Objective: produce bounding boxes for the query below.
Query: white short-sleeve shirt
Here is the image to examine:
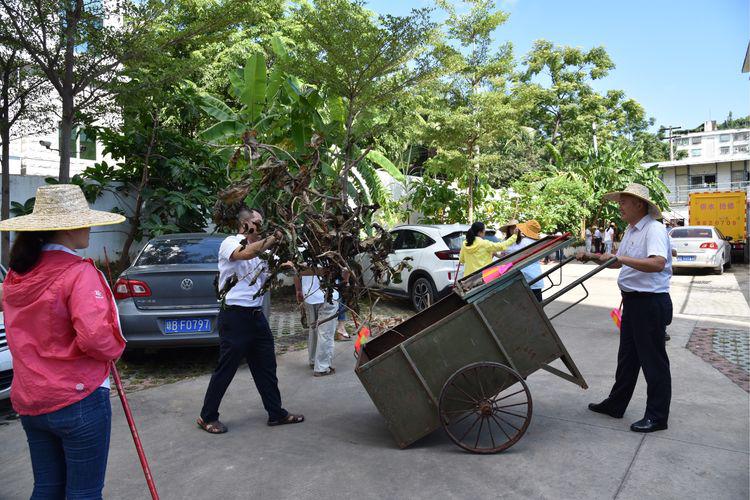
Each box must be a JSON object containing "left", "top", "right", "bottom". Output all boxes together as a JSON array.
[
  {"left": 616, "top": 215, "right": 672, "bottom": 293},
  {"left": 300, "top": 275, "right": 339, "bottom": 305},
  {"left": 218, "top": 235, "right": 268, "bottom": 307},
  {"left": 604, "top": 227, "right": 614, "bottom": 242}
]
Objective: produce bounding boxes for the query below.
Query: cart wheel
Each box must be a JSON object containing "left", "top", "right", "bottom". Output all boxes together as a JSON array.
[{"left": 439, "top": 362, "right": 532, "bottom": 454}]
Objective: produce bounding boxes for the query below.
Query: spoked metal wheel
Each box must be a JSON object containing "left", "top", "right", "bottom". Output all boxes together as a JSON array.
[{"left": 439, "top": 362, "right": 532, "bottom": 454}]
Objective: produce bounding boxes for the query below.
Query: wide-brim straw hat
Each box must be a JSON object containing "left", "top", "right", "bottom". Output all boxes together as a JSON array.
[
  {"left": 602, "top": 183, "right": 662, "bottom": 219},
  {"left": 517, "top": 220, "right": 542, "bottom": 240},
  {"left": 0, "top": 184, "right": 125, "bottom": 232},
  {"left": 499, "top": 218, "right": 519, "bottom": 231}
]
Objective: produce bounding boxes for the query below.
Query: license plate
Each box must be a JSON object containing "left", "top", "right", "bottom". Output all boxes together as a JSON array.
[
  {"left": 677, "top": 255, "right": 696, "bottom": 262},
  {"left": 163, "top": 318, "right": 212, "bottom": 334}
]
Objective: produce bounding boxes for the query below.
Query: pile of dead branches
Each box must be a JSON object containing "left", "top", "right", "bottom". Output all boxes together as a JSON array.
[{"left": 212, "top": 131, "right": 409, "bottom": 323}]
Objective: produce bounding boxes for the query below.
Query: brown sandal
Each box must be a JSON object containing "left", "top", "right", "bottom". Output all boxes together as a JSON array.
[
  {"left": 197, "top": 417, "right": 227, "bottom": 434},
  {"left": 267, "top": 413, "right": 305, "bottom": 426}
]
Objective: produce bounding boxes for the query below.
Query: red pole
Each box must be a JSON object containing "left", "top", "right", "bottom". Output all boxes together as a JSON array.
[{"left": 110, "top": 362, "right": 159, "bottom": 500}]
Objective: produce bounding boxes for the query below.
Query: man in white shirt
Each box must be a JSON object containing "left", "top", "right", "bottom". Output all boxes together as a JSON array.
[
  {"left": 604, "top": 223, "right": 615, "bottom": 254},
  {"left": 198, "top": 207, "right": 304, "bottom": 433},
  {"left": 577, "top": 184, "right": 672, "bottom": 433},
  {"left": 593, "top": 226, "right": 603, "bottom": 253}
]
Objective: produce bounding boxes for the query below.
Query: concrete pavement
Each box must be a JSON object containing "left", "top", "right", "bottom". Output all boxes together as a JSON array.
[{"left": 0, "top": 263, "right": 748, "bottom": 499}]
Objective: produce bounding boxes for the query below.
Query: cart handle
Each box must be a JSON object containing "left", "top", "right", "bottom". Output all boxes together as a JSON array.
[
  {"left": 528, "top": 256, "right": 575, "bottom": 288},
  {"left": 541, "top": 257, "right": 618, "bottom": 315}
]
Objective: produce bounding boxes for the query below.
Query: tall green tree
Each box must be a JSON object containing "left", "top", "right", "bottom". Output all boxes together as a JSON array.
[
  {"left": 514, "top": 41, "right": 650, "bottom": 161},
  {"left": 420, "top": 0, "right": 520, "bottom": 222},
  {"left": 284, "top": 0, "right": 441, "bottom": 204}
]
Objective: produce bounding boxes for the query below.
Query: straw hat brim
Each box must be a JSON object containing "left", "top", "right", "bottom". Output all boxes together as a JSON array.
[
  {"left": 602, "top": 191, "right": 662, "bottom": 219},
  {"left": 499, "top": 219, "right": 519, "bottom": 231},
  {"left": 516, "top": 222, "right": 541, "bottom": 240},
  {"left": 0, "top": 210, "right": 125, "bottom": 232}
]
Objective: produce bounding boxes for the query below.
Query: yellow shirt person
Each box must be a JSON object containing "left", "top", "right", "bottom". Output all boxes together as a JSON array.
[{"left": 459, "top": 222, "right": 517, "bottom": 276}]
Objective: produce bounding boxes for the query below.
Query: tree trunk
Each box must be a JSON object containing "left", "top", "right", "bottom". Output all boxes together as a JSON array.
[
  {"left": 468, "top": 179, "right": 474, "bottom": 222},
  {"left": 58, "top": 92, "right": 74, "bottom": 183},
  {"left": 117, "top": 115, "right": 159, "bottom": 270},
  {"left": 1, "top": 68, "right": 10, "bottom": 267},
  {"left": 1, "top": 119, "right": 9, "bottom": 268}
]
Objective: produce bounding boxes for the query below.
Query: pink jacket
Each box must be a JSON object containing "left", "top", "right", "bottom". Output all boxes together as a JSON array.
[{"left": 3, "top": 250, "right": 125, "bottom": 416}]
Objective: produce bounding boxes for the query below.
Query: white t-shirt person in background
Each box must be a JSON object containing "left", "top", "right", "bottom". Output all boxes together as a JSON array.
[
  {"left": 604, "top": 224, "right": 615, "bottom": 254},
  {"left": 295, "top": 270, "right": 341, "bottom": 376}
]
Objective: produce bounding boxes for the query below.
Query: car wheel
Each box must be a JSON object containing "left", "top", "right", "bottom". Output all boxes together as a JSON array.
[
  {"left": 725, "top": 252, "right": 732, "bottom": 269},
  {"left": 410, "top": 276, "right": 437, "bottom": 312}
]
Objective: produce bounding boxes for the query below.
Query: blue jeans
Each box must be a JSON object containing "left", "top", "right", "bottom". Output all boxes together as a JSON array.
[
  {"left": 20, "top": 387, "right": 112, "bottom": 500},
  {"left": 337, "top": 300, "right": 346, "bottom": 321}
]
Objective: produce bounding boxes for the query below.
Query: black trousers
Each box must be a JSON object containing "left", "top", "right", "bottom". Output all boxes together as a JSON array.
[
  {"left": 593, "top": 237, "right": 603, "bottom": 253},
  {"left": 607, "top": 292, "right": 672, "bottom": 422},
  {"left": 200, "top": 306, "right": 288, "bottom": 423}
]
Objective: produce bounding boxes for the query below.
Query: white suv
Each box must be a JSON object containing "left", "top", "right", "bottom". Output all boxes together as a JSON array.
[{"left": 362, "top": 224, "right": 493, "bottom": 311}]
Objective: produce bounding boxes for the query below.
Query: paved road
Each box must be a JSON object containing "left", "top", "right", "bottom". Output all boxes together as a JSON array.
[{"left": 0, "top": 263, "right": 747, "bottom": 499}]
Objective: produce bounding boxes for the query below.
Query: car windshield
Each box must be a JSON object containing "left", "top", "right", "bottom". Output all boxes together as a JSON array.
[
  {"left": 670, "top": 228, "right": 713, "bottom": 238},
  {"left": 135, "top": 237, "right": 223, "bottom": 266}
]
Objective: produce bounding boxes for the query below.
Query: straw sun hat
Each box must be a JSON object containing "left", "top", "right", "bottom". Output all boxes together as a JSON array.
[
  {"left": 499, "top": 218, "right": 519, "bottom": 231},
  {"left": 516, "top": 220, "right": 542, "bottom": 240},
  {"left": 602, "top": 183, "right": 662, "bottom": 219},
  {"left": 0, "top": 184, "right": 125, "bottom": 232}
]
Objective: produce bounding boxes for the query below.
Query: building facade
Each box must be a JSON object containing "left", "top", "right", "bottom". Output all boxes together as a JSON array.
[{"left": 646, "top": 121, "right": 750, "bottom": 223}]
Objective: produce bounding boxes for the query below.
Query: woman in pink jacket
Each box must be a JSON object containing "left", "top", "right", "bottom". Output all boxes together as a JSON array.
[{"left": 0, "top": 184, "right": 126, "bottom": 499}]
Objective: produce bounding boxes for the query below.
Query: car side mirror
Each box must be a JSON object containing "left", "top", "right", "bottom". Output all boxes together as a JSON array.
[{"left": 725, "top": 236, "right": 733, "bottom": 241}]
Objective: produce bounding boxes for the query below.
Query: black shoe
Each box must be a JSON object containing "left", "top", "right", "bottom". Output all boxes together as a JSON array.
[
  {"left": 588, "top": 401, "right": 624, "bottom": 419},
  {"left": 665, "top": 334, "right": 671, "bottom": 341},
  {"left": 630, "top": 418, "right": 668, "bottom": 433}
]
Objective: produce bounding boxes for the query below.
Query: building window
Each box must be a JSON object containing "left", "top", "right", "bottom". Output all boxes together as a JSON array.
[
  {"left": 56, "top": 124, "right": 96, "bottom": 160},
  {"left": 733, "top": 132, "right": 749, "bottom": 142},
  {"left": 719, "top": 134, "right": 731, "bottom": 143},
  {"left": 731, "top": 165, "right": 748, "bottom": 183},
  {"left": 690, "top": 149, "right": 701, "bottom": 157},
  {"left": 734, "top": 145, "right": 749, "bottom": 154},
  {"left": 690, "top": 174, "right": 716, "bottom": 187},
  {"left": 720, "top": 146, "right": 730, "bottom": 155},
  {"left": 675, "top": 137, "right": 689, "bottom": 147},
  {"left": 79, "top": 129, "right": 97, "bottom": 161},
  {"left": 691, "top": 136, "right": 702, "bottom": 145}
]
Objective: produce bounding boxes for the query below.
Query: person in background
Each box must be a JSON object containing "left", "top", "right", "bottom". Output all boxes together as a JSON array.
[
  {"left": 504, "top": 220, "right": 545, "bottom": 301},
  {"left": 295, "top": 268, "right": 345, "bottom": 376},
  {"left": 604, "top": 222, "right": 615, "bottom": 254},
  {"left": 335, "top": 300, "right": 351, "bottom": 341},
  {"left": 459, "top": 221, "right": 517, "bottom": 276},
  {"left": 0, "top": 184, "right": 126, "bottom": 499},
  {"left": 499, "top": 218, "right": 519, "bottom": 241},
  {"left": 593, "top": 226, "right": 603, "bottom": 253},
  {"left": 585, "top": 226, "right": 593, "bottom": 253}
]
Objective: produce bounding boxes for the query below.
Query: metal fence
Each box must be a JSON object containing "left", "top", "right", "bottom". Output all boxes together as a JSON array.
[{"left": 666, "top": 181, "right": 750, "bottom": 204}]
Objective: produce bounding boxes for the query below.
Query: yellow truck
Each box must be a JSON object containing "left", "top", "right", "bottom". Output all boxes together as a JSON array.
[{"left": 688, "top": 190, "right": 749, "bottom": 263}]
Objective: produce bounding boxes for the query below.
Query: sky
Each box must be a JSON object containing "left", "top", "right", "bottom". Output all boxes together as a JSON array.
[{"left": 368, "top": 0, "right": 750, "bottom": 132}]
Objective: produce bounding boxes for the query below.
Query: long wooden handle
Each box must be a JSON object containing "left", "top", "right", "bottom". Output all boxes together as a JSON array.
[{"left": 110, "top": 362, "right": 159, "bottom": 500}]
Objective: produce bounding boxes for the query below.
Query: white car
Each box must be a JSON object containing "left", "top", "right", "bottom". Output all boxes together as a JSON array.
[
  {"left": 670, "top": 226, "right": 732, "bottom": 274},
  {"left": 361, "top": 224, "right": 500, "bottom": 311}
]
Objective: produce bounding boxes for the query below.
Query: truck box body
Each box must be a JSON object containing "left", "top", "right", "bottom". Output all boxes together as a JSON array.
[{"left": 688, "top": 190, "right": 749, "bottom": 262}]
